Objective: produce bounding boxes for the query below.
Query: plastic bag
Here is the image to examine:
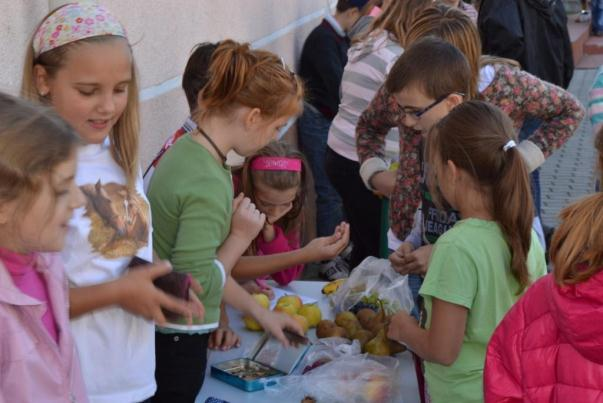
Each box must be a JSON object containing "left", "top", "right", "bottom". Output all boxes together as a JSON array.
[
  {"left": 291, "top": 337, "right": 362, "bottom": 375},
  {"left": 266, "top": 354, "right": 400, "bottom": 403},
  {"left": 331, "top": 257, "right": 414, "bottom": 316}
]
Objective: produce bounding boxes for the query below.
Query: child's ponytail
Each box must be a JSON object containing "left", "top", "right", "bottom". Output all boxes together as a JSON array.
[
  {"left": 197, "top": 40, "right": 303, "bottom": 122},
  {"left": 201, "top": 40, "right": 255, "bottom": 113},
  {"left": 491, "top": 144, "right": 534, "bottom": 293},
  {"left": 429, "top": 100, "right": 534, "bottom": 293}
]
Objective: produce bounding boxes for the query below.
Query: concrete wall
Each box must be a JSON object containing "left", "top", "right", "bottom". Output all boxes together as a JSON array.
[{"left": 0, "top": 0, "right": 334, "bottom": 167}]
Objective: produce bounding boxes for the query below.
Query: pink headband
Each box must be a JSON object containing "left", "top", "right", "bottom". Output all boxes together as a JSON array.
[
  {"left": 250, "top": 157, "right": 302, "bottom": 172},
  {"left": 33, "top": 2, "right": 127, "bottom": 58}
]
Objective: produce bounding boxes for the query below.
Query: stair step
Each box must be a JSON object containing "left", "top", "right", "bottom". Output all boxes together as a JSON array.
[
  {"left": 569, "top": 15, "right": 592, "bottom": 64},
  {"left": 585, "top": 36, "right": 603, "bottom": 55},
  {"left": 576, "top": 53, "right": 603, "bottom": 69}
]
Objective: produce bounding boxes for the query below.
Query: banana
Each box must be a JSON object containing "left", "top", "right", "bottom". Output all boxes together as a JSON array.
[{"left": 321, "top": 278, "right": 346, "bottom": 295}]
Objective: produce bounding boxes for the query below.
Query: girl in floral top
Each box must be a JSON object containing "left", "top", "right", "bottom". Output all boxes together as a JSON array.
[{"left": 357, "top": 5, "right": 585, "bottom": 255}]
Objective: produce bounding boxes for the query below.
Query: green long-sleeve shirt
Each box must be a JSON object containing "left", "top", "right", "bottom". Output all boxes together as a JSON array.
[{"left": 148, "top": 134, "right": 232, "bottom": 331}]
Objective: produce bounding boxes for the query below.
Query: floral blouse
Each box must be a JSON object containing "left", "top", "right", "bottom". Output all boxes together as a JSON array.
[{"left": 356, "top": 63, "right": 585, "bottom": 240}]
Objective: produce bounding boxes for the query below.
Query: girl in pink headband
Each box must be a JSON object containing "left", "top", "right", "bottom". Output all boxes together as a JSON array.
[{"left": 231, "top": 141, "right": 350, "bottom": 297}]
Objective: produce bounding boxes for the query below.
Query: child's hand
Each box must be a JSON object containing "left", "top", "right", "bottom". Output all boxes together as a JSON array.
[
  {"left": 255, "top": 310, "right": 304, "bottom": 348},
  {"left": 389, "top": 242, "right": 415, "bottom": 274},
  {"left": 304, "top": 222, "right": 350, "bottom": 262},
  {"left": 187, "top": 278, "right": 205, "bottom": 323},
  {"left": 117, "top": 261, "right": 196, "bottom": 326},
  {"left": 230, "top": 193, "right": 266, "bottom": 243},
  {"left": 387, "top": 310, "right": 418, "bottom": 343},
  {"left": 390, "top": 244, "right": 432, "bottom": 275},
  {"left": 370, "top": 170, "right": 396, "bottom": 197},
  {"left": 242, "top": 280, "right": 275, "bottom": 300},
  {"left": 209, "top": 326, "right": 241, "bottom": 351}
]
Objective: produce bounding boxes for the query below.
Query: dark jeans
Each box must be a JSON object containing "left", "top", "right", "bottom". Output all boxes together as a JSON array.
[
  {"left": 153, "top": 332, "right": 210, "bottom": 403},
  {"left": 325, "top": 147, "right": 382, "bottom": 268},
  {"left": 593, "top": 0, "right": 603, "bottom": 34},
  {"left": 298, "top": 105, "right": 344, "bottom": 237},
  {"left": 520, "top": 117, "right": 542, "bottom": 218}
]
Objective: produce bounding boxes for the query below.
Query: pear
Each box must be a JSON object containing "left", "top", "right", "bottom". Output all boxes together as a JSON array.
[
  {"left": 335, "top": 311, "right": 359, "bottom": 328},
  {"left": 330, "top": 326, "right": 348, "bottom": 338},
  {"left": 354, "top": 329, "right": 374, "bottom": 351},
  {"left": 364, "top": 303, "right": 387, "bottom": 334},
  {"left": 316, "top": 320, "right": 336, "bottom": 338},
  {"left": 364, "top": 329, "right": 391, "bottom": 356},
  {"left": 356, "top": 308, "right": 377, "bottom": 329}
]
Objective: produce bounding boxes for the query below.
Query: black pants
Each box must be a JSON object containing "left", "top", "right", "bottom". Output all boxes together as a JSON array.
[
  {"left": 325, "top": 147, "right": 382, "bottom": 268},
  {"left": 153, "top": 332, "right": 210, "bottom": 403}
]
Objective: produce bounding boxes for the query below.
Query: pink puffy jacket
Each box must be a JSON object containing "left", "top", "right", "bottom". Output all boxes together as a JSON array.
[{"left": 484, "top": 271, "right": 603, "bottom": 402}]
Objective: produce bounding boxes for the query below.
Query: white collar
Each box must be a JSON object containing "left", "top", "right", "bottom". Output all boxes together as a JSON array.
[{"left": 325, "top": 13, "right": 346, "bottom": 38}]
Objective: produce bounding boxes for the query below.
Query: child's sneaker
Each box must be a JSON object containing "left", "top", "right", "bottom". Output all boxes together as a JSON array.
[
  {"left": 577, "top": 10, "right": 591, "bottom": 23},
  {"left": 319, "top": 256, "right": 350, "bottom": 281}
]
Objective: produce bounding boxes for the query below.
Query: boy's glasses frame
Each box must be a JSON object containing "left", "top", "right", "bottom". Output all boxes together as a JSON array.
[{"left": 402, "top": 92, "right": 466, "bottom": 119}]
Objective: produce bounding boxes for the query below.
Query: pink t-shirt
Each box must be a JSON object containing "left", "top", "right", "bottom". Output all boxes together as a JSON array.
[{"left": 0, "top": 248, "right": 59, "bottom": 343}]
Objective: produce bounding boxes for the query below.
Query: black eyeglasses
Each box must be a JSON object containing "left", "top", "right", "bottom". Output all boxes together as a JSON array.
[{"left": 401, "top": 92, "right": 465, "bottom": 119}]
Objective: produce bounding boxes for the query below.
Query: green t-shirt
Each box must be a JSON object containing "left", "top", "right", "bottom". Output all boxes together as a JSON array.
[
  {"left": 419, "top": 218, "right": 547, "bottom": 403},
  {"left": 147, "top": 135, "right": 232, "bottom": 331}
]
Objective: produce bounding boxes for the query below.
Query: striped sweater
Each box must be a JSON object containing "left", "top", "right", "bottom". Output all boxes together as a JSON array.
[{"left": 327, "top": 30, "right": 403, "bottom": 162}]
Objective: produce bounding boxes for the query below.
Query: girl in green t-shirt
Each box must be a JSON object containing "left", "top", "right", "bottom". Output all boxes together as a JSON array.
[{"left": 388, "top": 100, "right": 547, "bottom": 403}]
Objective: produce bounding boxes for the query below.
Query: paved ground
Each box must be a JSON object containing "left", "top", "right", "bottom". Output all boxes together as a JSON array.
[{"left": 540, "top": 68, "right": 598, "bottom": 227}]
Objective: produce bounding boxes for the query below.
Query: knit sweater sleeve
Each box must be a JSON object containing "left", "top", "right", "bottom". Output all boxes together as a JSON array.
[
  {"left": 356, "top": 84, "right": 401, "bottom": 163},
  {"left": 256, "top": 225, "right": 303, "bottom": 286},
  {"left": 483, "top": 65, "right": 585, "bottom": 171}
]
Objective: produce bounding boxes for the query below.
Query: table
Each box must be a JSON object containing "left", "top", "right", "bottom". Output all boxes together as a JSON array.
[{"left": 196, "top": 281, "right": 420, "bottom": 403}]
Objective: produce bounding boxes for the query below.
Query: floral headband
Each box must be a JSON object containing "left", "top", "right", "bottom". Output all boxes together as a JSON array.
[{"left": 33, "top": 2, "right": 127, "bottom": 58}]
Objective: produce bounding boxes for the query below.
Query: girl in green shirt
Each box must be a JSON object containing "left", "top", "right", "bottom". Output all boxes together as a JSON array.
[
  {"left": 148, "top": 40, "right": 306, "bottom": 402},
  {"left": 388, "top": 100, "right": 547, "bottom": 402}
]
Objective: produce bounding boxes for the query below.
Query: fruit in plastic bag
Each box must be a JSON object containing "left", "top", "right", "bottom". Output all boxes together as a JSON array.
[
  {"left": 364, "top": 329, "right": 391, "bottom": 356},
  {"left": 356, "top": 308, "right": 377, "bottom": 329}
]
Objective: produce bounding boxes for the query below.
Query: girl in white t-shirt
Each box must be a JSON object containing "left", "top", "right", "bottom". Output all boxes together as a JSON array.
[{"left": 21, "top": 3, "right": 201, "bottom": 402}]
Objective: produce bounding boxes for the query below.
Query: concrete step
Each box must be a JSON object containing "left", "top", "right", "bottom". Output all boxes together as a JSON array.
[
  {"left": 585, "top": 35, "right": 603, "bottom": 54},
  {"left": 569, "top": 14, "right": 592, "bottom": 64}
]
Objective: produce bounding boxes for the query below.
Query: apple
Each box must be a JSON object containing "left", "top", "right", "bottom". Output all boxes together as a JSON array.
[
  {"left": 298, "top": 304, "right": 322, "bottom": 328},
  {"left": 293, "top": 314, "right": 309, "bottom": 334},
  {"left": 252, "top": 293, "right": 270, "bottom": 309},
  {"left": 274, "top": 302, "right": 298, "bottom": 316},
  {"left": 277, "top": 295, "right": 302, "bottom": 312},
  {"left": 243, "top": 315, "right": 263, "bottom": 331}
]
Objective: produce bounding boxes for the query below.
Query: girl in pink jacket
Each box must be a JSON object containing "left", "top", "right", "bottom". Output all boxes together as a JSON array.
[
  {"left": 485, "top": 191, "right": 603, "bottom": 402},
  {"left": 0, "top": 93, "right": 87, "bottom": 402}
]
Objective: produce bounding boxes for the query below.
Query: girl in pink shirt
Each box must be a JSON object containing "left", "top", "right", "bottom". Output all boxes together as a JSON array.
[
  {"left": 235, "top": 141, "right": 349, "bottom": 291},
  {"left": 0, "top": 93, "right": 87, "bottom": 402}
]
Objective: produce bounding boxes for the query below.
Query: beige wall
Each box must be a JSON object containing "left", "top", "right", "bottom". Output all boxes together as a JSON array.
[{"left": 1, "top": 0, "right": 334, "bottom": 167}]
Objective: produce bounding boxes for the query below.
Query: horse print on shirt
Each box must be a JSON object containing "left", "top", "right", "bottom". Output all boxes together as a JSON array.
[{"left": 80, "top": 180, "right": 149, "bottom": 258}]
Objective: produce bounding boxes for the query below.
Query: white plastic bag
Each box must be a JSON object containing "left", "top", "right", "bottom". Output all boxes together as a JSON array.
[
  {"left": 331, "top": 257, "right": 414, "bottom": 315},
  {"left": 267, "top": 354, "right": 400, "bottom": 403}
]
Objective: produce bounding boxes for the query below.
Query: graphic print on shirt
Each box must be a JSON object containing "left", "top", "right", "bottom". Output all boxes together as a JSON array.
[
  {"left": 421, "top": 164, "right": 460, "bottom": 245},
  {"left": 80, "top": 180, "right": 149, "bottom": 258}
]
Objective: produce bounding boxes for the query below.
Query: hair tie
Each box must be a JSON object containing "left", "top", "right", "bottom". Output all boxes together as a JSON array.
[
  {"left": 250, "top": 157, "right": 302, "bottom": 172},
  {"left": 503, "top": 140, "right": 517, "bottom": 152},
  {"left": 33, "top": 2, "right": 127, "bottom": 58}
]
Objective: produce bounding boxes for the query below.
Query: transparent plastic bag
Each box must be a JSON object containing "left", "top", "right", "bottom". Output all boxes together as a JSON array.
[
  {"left": 331, "top": 257, "right": 414, "bottom": 316},
  {"left": 291, "top": 337, "right": 361, "bottom": 376},
  {"left": 266, "top": 354, "right": 401, "bottom": 403}
]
